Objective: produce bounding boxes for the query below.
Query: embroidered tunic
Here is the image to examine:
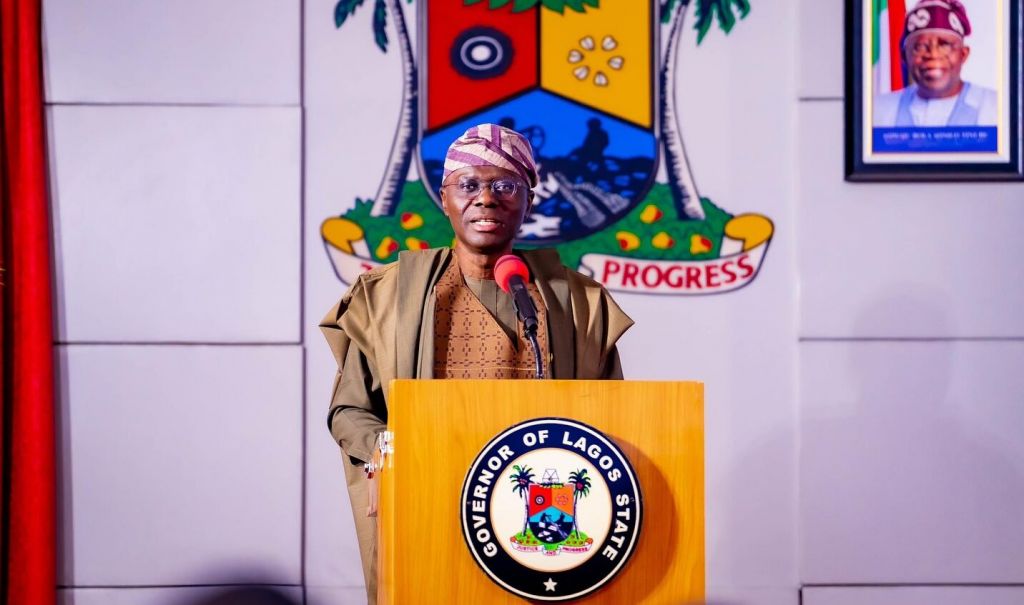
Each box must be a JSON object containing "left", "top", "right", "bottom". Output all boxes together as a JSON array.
[{"left": 432, "top": 259, "right": 549, "bottom": 379}]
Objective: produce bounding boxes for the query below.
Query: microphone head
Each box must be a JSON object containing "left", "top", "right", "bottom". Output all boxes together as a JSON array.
[{"left": 494, "top": 254, "right": 530, "bottom": 294}]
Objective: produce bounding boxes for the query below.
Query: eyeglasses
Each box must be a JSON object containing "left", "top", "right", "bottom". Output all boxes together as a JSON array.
[
  {"left": 908, "top": 38, "right": 962, "bottom": 58},
  {"left": 441, "top": 178, "right": 523, "bottom": 201}
]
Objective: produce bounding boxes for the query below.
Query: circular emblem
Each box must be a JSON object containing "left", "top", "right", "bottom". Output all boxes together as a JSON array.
[
  {"left": 450, "top": 27, "right": 514, "bottom": 80},
  {"left": 460, "top": 418, "right": 642, "bottom": 601}
]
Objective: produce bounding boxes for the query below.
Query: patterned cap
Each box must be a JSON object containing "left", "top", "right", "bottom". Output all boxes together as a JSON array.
[
  {"left": 443, "top": 123, "right": 539, "bottom": 187},
  {"left": 904, "top": 0, "right": 972, "bottom": 40}
]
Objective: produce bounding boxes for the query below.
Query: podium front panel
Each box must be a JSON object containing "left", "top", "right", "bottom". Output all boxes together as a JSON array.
[{"left": 379, "top": 379, "right": 703, "bottom": 604}]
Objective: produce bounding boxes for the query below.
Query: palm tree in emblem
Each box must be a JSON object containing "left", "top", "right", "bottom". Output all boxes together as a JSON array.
[
  {"left": 509, "top": 464, "right": 535, "bottom": 536},
  {"left": 660, "top": 0, "right": 751, "bottom": 220},
  {"left": 334, "top": 0, "right": 418, "bottom": 217},
  {"left": 567, "top": 468, "right": 591, "bottom": 539}
]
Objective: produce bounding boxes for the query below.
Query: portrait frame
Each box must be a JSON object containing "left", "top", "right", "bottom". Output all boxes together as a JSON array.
[{"left": 845, "top": 0, "right": 1023, "bottom": 181}]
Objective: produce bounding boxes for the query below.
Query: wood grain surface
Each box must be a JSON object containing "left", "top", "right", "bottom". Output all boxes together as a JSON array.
[{"left": 378, "top": 379, "right": 704, "bottom": 604}]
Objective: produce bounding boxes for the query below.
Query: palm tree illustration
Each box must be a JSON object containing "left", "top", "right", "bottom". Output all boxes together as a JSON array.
[
  {"left": 660, "top": 0, "right": 750, "bottom": 220},
  {"left": 334, "top": 0, "right": 418, "bottom": 217},
  {"left": 509, "top": 464, "right": 536, "bottom": 536},
  {"left": 567, "top": 468, "right": 591, "bottom": 538},
  {"left": 474, "top": 0, "right": 751, "bottom": 222}
]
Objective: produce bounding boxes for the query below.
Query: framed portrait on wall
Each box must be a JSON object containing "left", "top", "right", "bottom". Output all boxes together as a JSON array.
[{"left": 845, "top": 0, "right": 1023, "bottom": 180}]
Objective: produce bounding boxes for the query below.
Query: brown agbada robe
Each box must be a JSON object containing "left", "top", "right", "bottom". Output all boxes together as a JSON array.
[{"left": 318, "top": 247, "right": 632, "bottom": 604}]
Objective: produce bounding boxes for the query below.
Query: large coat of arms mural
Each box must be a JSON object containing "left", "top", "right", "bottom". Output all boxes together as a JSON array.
[{"left": 322, "top": 0, "right": 774, "bottom": 295}]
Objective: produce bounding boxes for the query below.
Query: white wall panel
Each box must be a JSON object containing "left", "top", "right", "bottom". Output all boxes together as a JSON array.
[
  {"left": 798, "top": 0, "right": 843, "bottom": 98},
  {"left": 59, "top": 587, "right": 303, "bottom": 605},
  {"left": 49, "top": 105, "right": 301, "bottom": 343},
  {"left": 42, "top": 0, "right": 299, "bottom": 105},
  {"left": 800, "top": 340, "right": 1024, "bottom": 583},
  {"left": 705, "top": 587, "right": 797, "bottom": 605},
  {"left": 670, "top": 0, "right": 800, "bottom": 591},
  {"left": 301, "top": 0, "right": 412, "bottom": 589},
  {"left": 303, "top": 347, "right": 365, "bottom": 590},
  {"left": 798, "top": 102, "right": 1024, "bottom": 338},
  {"left": 804, "top": 586, "right": 1024, "bottom": 605},
  {"left": 57, "top": 345, "right": 303, "bottom": 586},
  {"left": 306, "top": 586, "right": 369, "bottom": 605}
]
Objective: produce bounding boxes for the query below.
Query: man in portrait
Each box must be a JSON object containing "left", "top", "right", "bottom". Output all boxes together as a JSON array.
[{"left": 873, "top": 0, "right": 998, "bottom": 127}]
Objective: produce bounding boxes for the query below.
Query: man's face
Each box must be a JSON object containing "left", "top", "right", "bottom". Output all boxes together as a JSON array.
[
  {"left": 906, "top": 31, "right": 970, "bottom": 99},
  {"left": 440, "top": 165, "right": 533, "bottom": 257}
]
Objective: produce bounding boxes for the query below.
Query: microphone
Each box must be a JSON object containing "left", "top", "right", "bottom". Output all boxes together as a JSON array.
[
  {"left": 495, "top": 255, "right": 538, "bottom": 335},
  {"left": 494, "top": 255, "right": 544, "bottom": 379}
]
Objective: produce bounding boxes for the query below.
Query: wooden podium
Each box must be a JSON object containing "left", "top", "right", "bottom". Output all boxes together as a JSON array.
[{"left": 377, "top": 379, "right": 704, "bottom": 604}]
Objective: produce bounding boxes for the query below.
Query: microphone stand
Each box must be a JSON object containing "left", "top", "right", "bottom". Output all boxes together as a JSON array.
[
  {"left": 525, "top": 328, "right": 543, "bottom": 380},
  {"left": 509, "top": 285, "right": 544, "bottom": 379}
]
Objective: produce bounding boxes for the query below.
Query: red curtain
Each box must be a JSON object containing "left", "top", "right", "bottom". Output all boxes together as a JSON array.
[{"left": 1, "top": 0, "right": 57, "bottom": 602}]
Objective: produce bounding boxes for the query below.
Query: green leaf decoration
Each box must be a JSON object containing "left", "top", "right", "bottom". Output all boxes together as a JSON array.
[
  {"left": 564, "top": 0, "right": 586, "bottom": 12},
  {"left": 581, "top": 0, "right": 599, "bottom": 7},
  {"left": 694, "top": 1, "right": 714, "bottom": 42},
  {"left": 338, "top": 182, "right": 735, "bottom": 269},
  {"left": 659, "top": 0, "right": 681, "bottom": 24},
  {"left": 372, "top": 0, "right": 389, "bottom": 52},
  {"left": 334, "top": 0, "right": 366, "bottom": 28},
  {"left": 464, "top": 0, "right": 486, "bottom": 4},
  {"left": 695, "top": 0, "right": 751, "bottom": 44},
  {"left": 567, "top": 469, "right": 592, "bottom": 499},
  {"left": 489, "top": 0, "right": 512, "bottom": 8},
  {"left": 512, "top": 0, "right": 539, "bottom": 11},
  {"left": 541, "top": 185, "right": 734, "bottom": 270},
  {"left": 339, "top": 183, "right": 454, "bottom": 264},
  {"left": 540, "top": 0, "right": 566, "bottom": 14}
]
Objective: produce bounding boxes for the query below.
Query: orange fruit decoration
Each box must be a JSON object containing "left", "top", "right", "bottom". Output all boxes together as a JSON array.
[
  {"left": 652, "top": 231, "right": 675, "bottom": 249},
  {"left": 400, "top": 212, "right": 424, "bottom": 230},
  {"left": 375, "top": 236, "right": 399, "bottom": 259},
  {"left": 405, "top": 237, "right": 430, "bottom": 250},
  {"left": 616, "top": 231, "right": 640, "bottom": 251},
  {"left": 724, "top": 214, "right": 774, "bottom": 252},
  {"left": 689, "top": 234, "right": 713, "bottom": 254},
  {"left": 321, "top": 217, "right": 365, "bottom": 254},
  {"left": 639, "top": 204, "right": 663, "bottom": 224}
]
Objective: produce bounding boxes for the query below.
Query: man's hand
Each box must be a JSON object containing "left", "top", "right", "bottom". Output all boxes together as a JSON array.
[
  {"left": 366, "top": 474, "right": 378, "bottom": 517},
  {"left": 364, "top": 429, "right": 389, "bottom": 517}
]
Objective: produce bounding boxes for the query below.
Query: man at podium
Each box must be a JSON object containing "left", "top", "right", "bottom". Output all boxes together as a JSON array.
[{"left": 320, "top": 123, "right": 633, "bottom": 603}]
